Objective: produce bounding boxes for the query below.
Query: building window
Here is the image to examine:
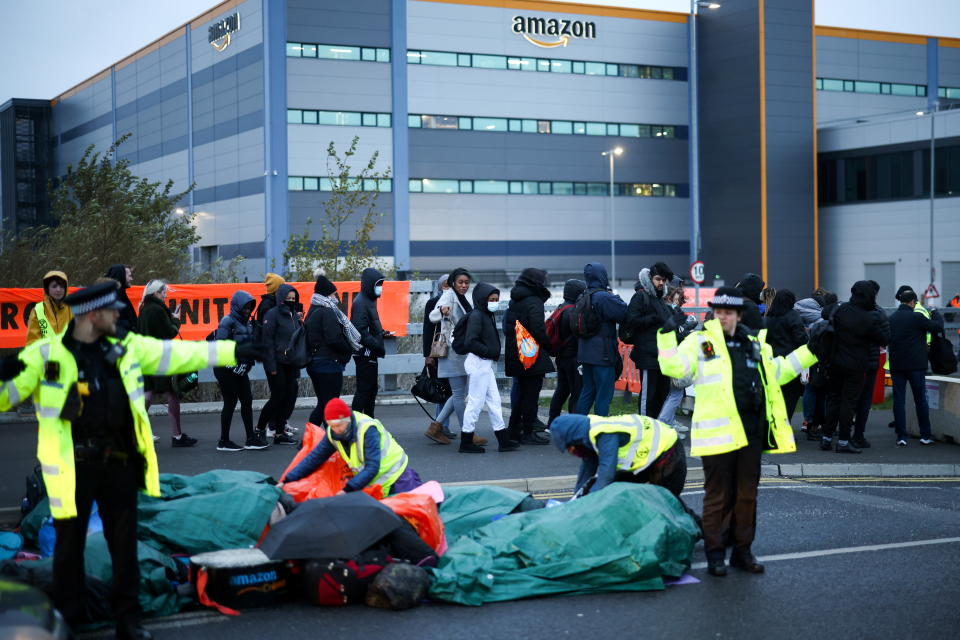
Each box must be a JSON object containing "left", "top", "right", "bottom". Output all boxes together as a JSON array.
[
  {"left": 286, "top": 41, "right": 389, "bottom": 62},
  {"left": 817, "top": 76, "right": 927, "bottom": 97},
  {"left": 289, "top": 176, "right": 393, "bottom": 192},
  {"left": 406, "top": 113, "right": 679, "bottom": 139},
  {"left": 288, "top": 109, "right": 391, "bottom": 127},
  {"left": 400, "top": 179, "right": 682, "bottom": 197}
]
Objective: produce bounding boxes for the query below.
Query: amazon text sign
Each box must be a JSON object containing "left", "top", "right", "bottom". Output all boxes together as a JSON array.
[{"left": 512, "top": 15, "right": 596, "bottom": 48}]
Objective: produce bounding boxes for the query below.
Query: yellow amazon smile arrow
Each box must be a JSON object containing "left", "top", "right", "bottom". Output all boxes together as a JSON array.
[{"left": 522, "top": 33, "right": 570, "bottom": 48}]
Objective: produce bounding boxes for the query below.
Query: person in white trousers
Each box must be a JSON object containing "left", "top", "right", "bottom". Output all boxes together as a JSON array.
[{"left": 457, "top": 282, "right": 519, "bottom": 453}]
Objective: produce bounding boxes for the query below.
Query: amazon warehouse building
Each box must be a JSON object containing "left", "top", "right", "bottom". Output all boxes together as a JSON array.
[{"left": 3, "top": 0, "right": 960, "bottom": 299}]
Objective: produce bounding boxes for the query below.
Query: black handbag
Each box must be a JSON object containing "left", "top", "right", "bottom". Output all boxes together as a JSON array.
[
  {"left": 929, "top": 329, "right": 958, "bottom": 375},
  {"left": 411, "top": 366, "right": 451, "bottom": 407}
]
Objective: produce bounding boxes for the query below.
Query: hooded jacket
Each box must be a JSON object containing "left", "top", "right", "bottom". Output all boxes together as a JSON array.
[
  {"left": 463, "top": 282, "right": 501, "bottom": 361},
  {"left": 105, "top": 264, "right": 138, "bottom": 335},
  {"left": 622, "top": 267, "right": 672, "bottom": 370},
  {"left": 256, "top": 273, "right": 286, "bottom": 327},
  {"left": 351, "top": 267, "right": 387, "bottom": 359},
  {"left": 829, "top": 281, "right": 890, "bottom": 372},
  {"left": 215, "top": 290, "right": 256, "bottom": 364},
  {"left": 736, "top": 273, "right": 765, "bottom": 331},
  {"left": 794, "top": 297, "right": 824, "bottom": 328},
  {"left": 305, "top": 293, "right": 355, "bottom": 368},
  {"left": 262, "top": 283, "right": 303, "bottom": 372},
  {"left": 137, "top": 293, "right": 182, "bottom": 393},
  {"left": 555, "top": 279, "right": 587, "bottom": 361},
  {"left": 503, "top": 268, "right": 555, "bottom": 377},
  {"left": 576, "top": 263, "right": 628, "bottom": 367},
  {"left": 550, "top": 414, "right": 628, "bottom": 493},
  {"left": 764, "top": 290, "right": 807, "bottom": 357},
  {"left": 25, "top": 270, "right": 73, "bottom": 346}
]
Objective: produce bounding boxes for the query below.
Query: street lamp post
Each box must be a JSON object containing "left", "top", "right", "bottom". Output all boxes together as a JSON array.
[
  {"left": 688, "top": 1, "right": 720, "bottom": 269},
  {"left": 918, "top": 105, "right": 938, "bottom": 301},
  {"left": 601, "top": 147, "right": 623, "bottom": 287}
]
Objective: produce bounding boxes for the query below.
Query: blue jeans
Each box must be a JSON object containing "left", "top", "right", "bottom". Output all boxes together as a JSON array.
[
  {"left": 657, "top": 386, "right": 684, "bottom": 426},
  {"left": 892, "top": 369, "right": 932, "bottom": 440},
  {"left": 802, "top": 382, "right": 816, "bottom": 421},
  {"left": 436, "top": 375, "right": 468, "bottom": 429},
  {"left": 576, "top": 364, "right": 617, "bottom": 416}
]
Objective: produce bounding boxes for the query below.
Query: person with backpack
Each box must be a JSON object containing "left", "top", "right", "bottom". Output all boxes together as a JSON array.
[
  {"left": 547, "top": 279, "right": 586, "bottom": 426},
  {"left": 620, "top": 262, "right": 674, "bottom": 418},
  {"left": 574, "top": 262, "right": 628, "bottom": 417},
  {"left": 305, "top": 275, "right": 360, "bottom": 429},
  {"left": 260, "top": 284, "right": 303, "bottom": 446},
  {"left": 454, "top": 282, "right": 519, "bottom": 453},
  {"left": 213, "top": 290, "right": 268, "bottom": 451},
  {"left": 253, "top": 272, "right": 286, "bottom": 432},
  {"left": 503, "top": 268, "right": 554, "bottom": 445},
  {"left": 351, "top": 268, "right": 393, "bottom": 418},
  {"left": 818, "top": 281, "right": 890, "bottom": 454},
  {"left": 763, "top": 289, "right": 808, "bottom": 421},
  {"left": 794, "top": 289, "right": 837, "bottom": 439}
]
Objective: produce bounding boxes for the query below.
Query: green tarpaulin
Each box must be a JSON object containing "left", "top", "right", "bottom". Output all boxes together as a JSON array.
[
  {"left": 438, "top": 485, "right": 531, "bottom": 543},
  {"left": 430, "top": 483, "right": 699, "bottom": 606}
]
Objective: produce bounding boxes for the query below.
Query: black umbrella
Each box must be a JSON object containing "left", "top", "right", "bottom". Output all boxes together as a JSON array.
[{"left": 259, "top": 492, "right": 403, "bottom": 560}]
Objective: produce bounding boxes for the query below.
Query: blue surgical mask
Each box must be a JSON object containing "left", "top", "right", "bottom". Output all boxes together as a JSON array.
[
  {"left": 374, "top": 285, "right": 383, "bottom": 297},
  {"left": 487, "top": 302, "right": 499, "bottom": 313}
]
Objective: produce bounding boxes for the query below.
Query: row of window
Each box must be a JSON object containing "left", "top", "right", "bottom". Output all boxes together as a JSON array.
[
  {"left": 816, "top": 77, "right": 928, "bottom": 97},
  {"left": 939, "top": 86, "right": 960, "bottom": 100},
  {"left": 286, "top": 41, "right": 685, "bottom": 80},
  {"left": 288, "top": 176, "right": 679, "bottom": 197},
  {"left": 286, "top": 109, "right": 677, "bottom": 138}
]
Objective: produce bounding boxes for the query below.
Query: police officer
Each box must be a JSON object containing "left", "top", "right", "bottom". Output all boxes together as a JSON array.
[
  {"left": 280, "top": 398, "right": 421, "bottom": 497},
  {"left": 657, "top": 287, "right": 817, "bottom": 577},
  {"left": 0, "top": 281, "right": 259, "bottom": 639}
]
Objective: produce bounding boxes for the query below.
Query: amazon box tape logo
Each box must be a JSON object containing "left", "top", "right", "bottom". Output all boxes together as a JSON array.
[{"left": 512, "top": 15, "right": 597, "bottom": 48}]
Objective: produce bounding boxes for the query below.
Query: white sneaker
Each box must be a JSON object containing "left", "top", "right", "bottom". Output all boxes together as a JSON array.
[
  {"left": 153, "top": 434, "right": 160, "bottom": 442},
  {"left": 920, "top": 438, "right": 935, "bottom": 445},
  {"left": 266, "top": 428, "right": 276, "bottom": 438},
  {"left": 896, "top": 439, "right": 907, "bottom": 447}
]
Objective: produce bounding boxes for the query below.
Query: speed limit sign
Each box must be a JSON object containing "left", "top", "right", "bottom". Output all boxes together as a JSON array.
[{"left": 690, "top": 261, "right": 705, "bottom": 284}]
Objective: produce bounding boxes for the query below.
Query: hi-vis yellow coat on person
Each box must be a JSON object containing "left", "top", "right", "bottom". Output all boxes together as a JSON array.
[
  {"left": 657, "top": 319, "right": 817, "bottom": 458},
  {"left": 25, "top": 271, "right": 73, "bottom": 346},
  {"left": 587, "top": 414, "right": 678, "bottom": 474},
  {"left": 0, "top": 330, "right": 237, "bottom": 519},
  {"left": 331, "top": 412, "right": 409, "bottom": 496}
]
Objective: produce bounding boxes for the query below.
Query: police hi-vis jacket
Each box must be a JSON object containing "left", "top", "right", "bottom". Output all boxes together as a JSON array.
[
  {"left": 657, "top": 319, "right": 816, "bottom": 458},
  {"left": 0, "top": 330, "right": 237, "bottom": 519}
]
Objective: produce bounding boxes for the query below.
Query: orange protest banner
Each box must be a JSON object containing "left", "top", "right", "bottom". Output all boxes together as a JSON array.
[{"left": 0, "top": 281, "right": 410, "bottom": 349}]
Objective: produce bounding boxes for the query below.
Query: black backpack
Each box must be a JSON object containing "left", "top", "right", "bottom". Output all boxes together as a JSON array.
[
  {"left": 808, "top": 305, "right": 839, "bottom": 380},
  {"left": 569, "top": 288, "right": 603, "bottom": 338},
  {"left": 929, "top": 328, "right": 958, "bottom": 375},
  {"left": 451, "top": 312, "right": 471, "bottom": 355}
]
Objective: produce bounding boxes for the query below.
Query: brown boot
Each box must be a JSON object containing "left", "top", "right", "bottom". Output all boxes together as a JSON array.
[
  {"left": 425, "top": 422, "right": 451, "bottom": 445},
  {"left": 472, "top": 433, "right": 488, "bottom": 446}
]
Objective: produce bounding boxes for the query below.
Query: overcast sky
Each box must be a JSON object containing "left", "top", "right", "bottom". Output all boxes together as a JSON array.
[{"left": 1, "top": 0, "right": 958, "bottom": 101}]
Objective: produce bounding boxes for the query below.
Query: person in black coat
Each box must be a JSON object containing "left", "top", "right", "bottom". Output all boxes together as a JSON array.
[
  {"left": 460, "top": 282, "right": 518, "bottom": 453},
  {"left": 820, "top": 281, "right": 890, "bottom": 453},
  {"left": 548, "top": 279, "right": 586, "bottom": 426},
  {"left": 503, "top": 268, "right": 555, "bottom": 445},
  {"left": 888, "top": 288, "right": 943, "bottom": 445},
  {"left": 213, "top": 290, "right": 265, "bottom": 451},
  {"left": 305, "top": 275, "right": 360, "bottom": 427},
  {"left": 260, "top": 283, "right": 303, "bottom": 445},
  {"left": 104, "top": 264, "right": 137, "bottom": 335},
  {"left": 764, "top": 289, "right": 807, "bottom": 420},
  {"left": 851, "top": 280, "right": 889, "bottom": 448},
  {"left": 735, "top": 273, "right": 766, "bottom": 331},
  {"left": 350, "top": 267, "right": 392, "bottom": 418},
  {"left": 621, "top": 262, "right": 674, "bottom": 417}
]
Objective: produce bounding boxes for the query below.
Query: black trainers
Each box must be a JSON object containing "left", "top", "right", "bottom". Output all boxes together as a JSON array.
[
  {"left": 217, "top": 440, "right": 244, "bottom": 452},
  {"left": 819, "top": 436, "right": 833, "bottom": 451},
  {"left": 526, "top": 419, "right": 549, "bottom": 433},
  {"left": 836, "top": 440, "right": 862, "bottom": 454},
  {"left": 707, "top": 558, "right": 727, "bottom": 577},
  {"left": 274, "top": 433, "right": 297, "bottom": 445},
  {"left": 245, "top": 434, "right": 270, "bottom": 450},
  {"left": 520, "top": 431, "right": 551, "bottom": 445},
  {"left": 172, "top": 433, "right": 197, "bottom": 448},
  {"left": 730, "top": 551, "right": 765, "bottom": 574},
  {"left": 850, "top": 436, "right": 871, "bottom": 449}
]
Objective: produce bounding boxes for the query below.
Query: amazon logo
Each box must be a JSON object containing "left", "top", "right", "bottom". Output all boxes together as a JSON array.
[
  {"left": 208, "top": 12, "right": 240, "bottom": 52},
  {"left": 512, "top": 15, "right": 596, "bottom": 48}
]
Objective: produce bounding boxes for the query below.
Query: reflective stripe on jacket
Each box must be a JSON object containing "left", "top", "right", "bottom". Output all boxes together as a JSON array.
[
  {"left": 0, "top": 332, "right": 237, "bottom": 519},
  {"left": 657, "top": 319, "right": 816, "bottom": 457},
  {"left": 587, "top": 414, "right": 678, "bottom": 474},
  {"left": 332, "top": 413, "right": 408, "bottom": 496}
]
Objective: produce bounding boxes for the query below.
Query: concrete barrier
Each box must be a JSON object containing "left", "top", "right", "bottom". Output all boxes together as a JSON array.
[{"left": 906, "top": 375, "right": 960, "bottom": 443}]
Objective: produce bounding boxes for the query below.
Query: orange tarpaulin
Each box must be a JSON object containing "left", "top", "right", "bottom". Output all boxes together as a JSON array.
[
  {"left": 279, "top": 422, "right": 383, "bottom": 502},
  {"left": 0, "top": 280, "right": 409, "bottom": 349}
]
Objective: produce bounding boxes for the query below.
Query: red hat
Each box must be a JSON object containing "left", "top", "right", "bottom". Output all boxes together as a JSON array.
[{"left": 324, "top": 398, "right": 351, "bottom": 422}]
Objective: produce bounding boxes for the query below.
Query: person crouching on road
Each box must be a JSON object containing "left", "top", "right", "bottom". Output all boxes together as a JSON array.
[
  {"left": 550, "top": 413, "right": 694, "bottom": 515},
  {"left": 0, "top": 280, "right": 255, "bottom": 640},
  {"left": 657, "top": 287, "right": 817, "bottom": 577},
  {"left": 281, "top": 398, "right": 420, "bottom": 496},
  {"left": 26, "top": 270, "right": 73, "bottom": 345}
]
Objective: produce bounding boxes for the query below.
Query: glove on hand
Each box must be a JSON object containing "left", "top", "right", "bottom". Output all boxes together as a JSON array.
[
  {"left": 659, "top": 315, "right": 679, "bottom": 335},
  {"left": 235, "top": 342, "right": 268, "bottom": 363},
  {"left": 0, "top": 356, "right": 26, "bottom": 382}
]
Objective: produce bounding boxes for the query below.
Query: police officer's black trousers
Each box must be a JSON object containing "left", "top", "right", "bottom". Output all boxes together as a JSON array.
[
  {"left": 701, "top": 439, "right": 763, "bottom": 561},
  {"left": 53, "top": 458, "right": 141, "bottom": 627}
]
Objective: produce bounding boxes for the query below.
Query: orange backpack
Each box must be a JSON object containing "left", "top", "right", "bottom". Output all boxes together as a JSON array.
[{"left": 515, "top": 320, "right": 539, "bottom": 369}]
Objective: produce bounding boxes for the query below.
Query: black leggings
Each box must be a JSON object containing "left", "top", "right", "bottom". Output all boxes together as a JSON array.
[
  {"left": 508, "top": 374, "right": 545, "bottom": 436},
  {"left": 549, "top": 359, "right": 582, "bottom": 425},
  {"left": 258, "top": 363, "right": 300, "bottom": 431},
  {"left": 214, "top": 367, "right": 253, "bottom": 442},
  {"left": 308, "top": 370, "right": 344, "bottom": 425}
]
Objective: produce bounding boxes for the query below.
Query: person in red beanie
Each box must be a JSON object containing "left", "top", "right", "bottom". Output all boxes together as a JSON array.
[{"left": 280, "top": 398, "right": 420, "bottom": 496}]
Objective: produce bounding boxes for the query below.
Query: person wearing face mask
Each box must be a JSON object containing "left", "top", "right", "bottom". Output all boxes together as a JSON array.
[
  {"left": 621, "top": 262, "right": 675, "bottom": 418},
  {"left": 657, "top": 287, "right": 817, "bottom": 577},
  {"left": 280, "top": 398, "right": 420, "bottom": 497},
  {"left": 503, "top": 268, "right": 554, "bottom": 445},
  {"left": 260, "top": 284, "right": 303, "bottom": 446},
  {"left": 26, "top": 270, "right": 73, "bottom": 346},
  {"left": 213, "top": 290, "right": 266, "bottom": 451},
  {"left": 351, "top": 267, "right": 393, "bottom": 418},
  {"left": 459, "top": 283, "right": 519, "bottom": 453},
  {"left": 305, "top": 274, "right": 362, "bottom": 427}
]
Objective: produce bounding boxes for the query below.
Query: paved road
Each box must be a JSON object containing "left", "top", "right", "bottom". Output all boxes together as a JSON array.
[{"left": 77, "top": 477, "right": 960, "bottom": 640}]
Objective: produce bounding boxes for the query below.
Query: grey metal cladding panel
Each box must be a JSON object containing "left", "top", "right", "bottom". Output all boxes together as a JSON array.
[
  {"left": 287, "top": 59, "right": 392, "bottom": 111},
  {"left": 53, "top": 76, "right": 113, "bottom": 133},
  {"left": 286, "top": 0, "right": 391, "bottom": 46},
  {"left": 817, "top": 36, "right": 926, "bottom": 84},
  {"left": 288, "top": 190, "right": 394, "bottom": 239},
  {"left": 815, "top": 92, "right": 927, "bottom": 126},
  {"left": 941, "top": 46, "right": 960, "bottom": 87},
  {"left": 409, "top": 129, "right": 688, "bottom": 183}
]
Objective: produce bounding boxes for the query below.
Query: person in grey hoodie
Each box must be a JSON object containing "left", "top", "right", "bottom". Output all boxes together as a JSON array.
[
  {"left": 794, "top": 289, "right": 838, "bottom": 438},
  {"left": 351, "top": 267, "right": 392, "bottom": 417}
]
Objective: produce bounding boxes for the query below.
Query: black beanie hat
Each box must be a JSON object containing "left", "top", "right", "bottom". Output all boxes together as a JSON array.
[
  {"left": 314, "top": 275, "right": 337, "bottom": 296},
  {"left": 650, "top": 262, "right": 674, "bottom": 281},
  {"left": 895, "top": 285, "right": 915, "bottom": 301}
]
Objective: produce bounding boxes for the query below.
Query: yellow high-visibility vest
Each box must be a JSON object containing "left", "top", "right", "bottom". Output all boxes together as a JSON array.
[{"left": 331, "top": 412, "right": 408, "bottom": 496}]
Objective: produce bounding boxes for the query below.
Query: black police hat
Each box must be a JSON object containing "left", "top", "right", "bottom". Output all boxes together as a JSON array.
[{"left": 63, "top": 281, "right": 128, "bottom": 315}]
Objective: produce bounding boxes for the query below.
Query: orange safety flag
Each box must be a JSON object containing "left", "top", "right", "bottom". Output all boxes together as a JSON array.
[
  {"left": 0, "top": 280, "right": 409, "bottom": 349},
  {"left": 515, "top": 320, "right": 539, "bottom": 369},
  {"left": 279, "top": 422, "right": 382, "bottom": 502}
]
